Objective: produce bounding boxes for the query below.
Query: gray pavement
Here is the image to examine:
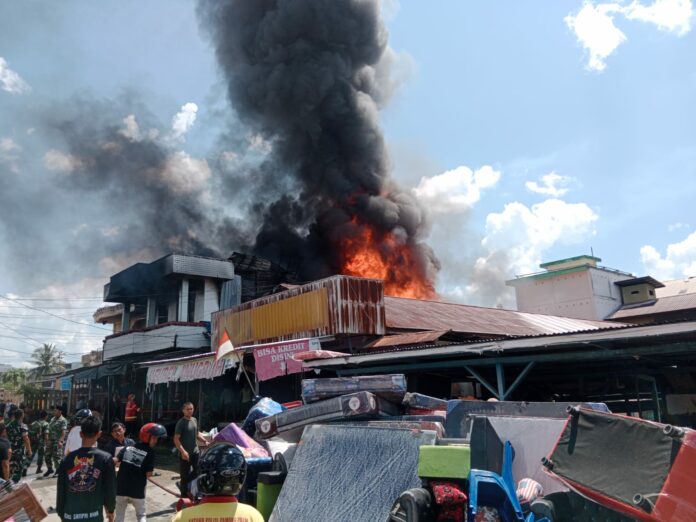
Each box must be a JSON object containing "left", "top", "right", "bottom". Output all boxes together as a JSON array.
[{"left": 18, "top": 466, "right": 180, "bottom": 521}]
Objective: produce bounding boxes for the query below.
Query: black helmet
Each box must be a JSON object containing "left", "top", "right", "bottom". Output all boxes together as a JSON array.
[
  {"left": 198, "top": 442, "right": 247, "bottom": 497},
  {"left": 75, "top": 408, "right": 92, "bottom": 419}
]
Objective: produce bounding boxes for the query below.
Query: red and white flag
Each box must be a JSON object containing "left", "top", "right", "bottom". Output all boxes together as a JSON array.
[{"left": 215, "top": 328, "right": 237, "bottom": 361}]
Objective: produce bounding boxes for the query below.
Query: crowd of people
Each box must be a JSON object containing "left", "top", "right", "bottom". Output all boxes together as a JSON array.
[{"left": 0, "top": 400, "right": 265, "bottom": 522}]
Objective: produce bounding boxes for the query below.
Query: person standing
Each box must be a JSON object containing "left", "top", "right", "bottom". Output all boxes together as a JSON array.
[
  {"left": 7, "top": 408, "right": 31, "bottom": 482},
  {"left": 170, "top": 443, "right": 263, "bottom": 522},
  {"left": 29, "top": 410, "right": 49, "bottom": 474},
  {"left": 57, "top": 415, "right": 116, "bottom": 522},
  {"left": 0, "top": 422, "right": 11, "bottom": 481},
  {"left": 102, "top": 422, "right": 135, "bottom": 458},
  {"left": 45, "top": 405, "right": 68, "bottom": 478},
  {"left": 64, "top": 409, "right": 98, "bottom": 456},
  {"left": 173, "top": 401, "right": 208, "bottom": 497},
  {"left": 124, "top": 394, "right": 140, "bottom": 437},
  {"left": 114, "top": 422, "right": 167, "bottom": 522}
]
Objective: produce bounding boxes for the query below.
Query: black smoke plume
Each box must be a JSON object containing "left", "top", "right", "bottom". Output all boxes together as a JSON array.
[{"left": 198, "top": 0, "right": 439, "bottom": 287}]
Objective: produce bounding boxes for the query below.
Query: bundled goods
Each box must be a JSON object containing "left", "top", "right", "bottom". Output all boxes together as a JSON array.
[
  {"left": 403, "top": 393, "right": 447, "bottom": 415},
  {"left": 256, "top": 390, "right": 401, "bottom": 441},
  {"left": 301, "top": 374, "right": 407, "bottom": 404},
  {"left": 544, "top": 407, "right": 696, "bottom": 521},
  {"left": 0, "top": 483, "right": 48, "bottom": 522},
  {"left": 269, "top": 425, "right": 437, "bottom": 521},
  {"left": 241, "top": 397, "right": 284, "bottom": 437},
  {"left": 213, "top": 422, "right": 269, "bottom": 458}
]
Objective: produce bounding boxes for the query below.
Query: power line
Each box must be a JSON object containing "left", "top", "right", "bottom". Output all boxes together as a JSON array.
[{"left": 0, "top": 295, "right": 112, "bottom": 332}]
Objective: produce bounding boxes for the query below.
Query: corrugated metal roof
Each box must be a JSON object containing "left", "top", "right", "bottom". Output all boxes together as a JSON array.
[
  {"left": 609, "top": 292, "right": 696, "bottom": 319},
  {"left": 304, "top": 319, "right": 696, "bottom": 370},
  {"left": 657, "top": 277, "right": 696, "bottom": 298},
  {"left": 385, "top": 296, "right": 622, "bottom": 337},
  {"left": 366, "top": 330, "right": 450, "bottom": 348},
  {"left": 212, "top": 275, "right": 385, "bottom": 347}
]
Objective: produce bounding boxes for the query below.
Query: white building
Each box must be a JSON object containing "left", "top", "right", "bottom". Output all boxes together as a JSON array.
[
  {"left": 93, "top": 254, "right": 239, "bottom": 360},
  {"left": 506, "top": 255, "right": 632, "bottom": 321}
]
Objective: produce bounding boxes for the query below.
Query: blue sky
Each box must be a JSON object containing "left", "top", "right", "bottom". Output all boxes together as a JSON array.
[{"left": 0, "top": 0, "right": 695, "bottom": 366}]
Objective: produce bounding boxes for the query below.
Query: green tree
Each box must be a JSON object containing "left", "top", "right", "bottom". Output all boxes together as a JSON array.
[
  {"left": 30, "top": 343, "right": 65, "bottom": 376},
  {"left": 1, "top": 368, "right": 26, "bottom": 390}
]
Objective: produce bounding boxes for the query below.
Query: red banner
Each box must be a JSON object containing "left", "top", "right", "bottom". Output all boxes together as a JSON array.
[{"left": 253, "top": 338, "right": 320, "bottom": 381}]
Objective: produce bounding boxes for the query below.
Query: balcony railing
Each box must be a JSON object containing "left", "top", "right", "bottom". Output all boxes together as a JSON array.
[{"left": 102, "top": 321, "right": 210, "bottom": 360}]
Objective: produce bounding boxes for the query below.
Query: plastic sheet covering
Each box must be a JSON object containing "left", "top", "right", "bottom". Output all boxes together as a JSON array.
[
  {"left": 213, "top": 422, "right": 269, "bottom": 458},
  {"left": 241, "top": 397, "right": 285, "bottom": 437},
  {"left": 269, "top": 425, "right": 437, "bottom": 522},
  {"left": 445, "top": 400, "right": 610, "bottom": 439},
  {"left": 255, "top": 391, "right": 401, "bottom": 441},
  {"left": 301, "top": 374, "right": 407, "bottom": 404},
  {"left": 545, "top": 408, "right": 696, "bottom": 521},
  {"left": 470, "top": 416, "right": 567, "bottom": 494}
]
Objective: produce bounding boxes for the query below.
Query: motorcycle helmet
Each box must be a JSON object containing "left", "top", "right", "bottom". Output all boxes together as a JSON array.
[
  {"left": 139, "top": 422, "right": 167, "bottom": 443},
  {"left": 198, "top": 442, "right": 247, "bottom": 497}
]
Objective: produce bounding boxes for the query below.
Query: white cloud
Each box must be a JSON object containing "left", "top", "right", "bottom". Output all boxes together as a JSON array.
[
  {"left": 170, "top": 102, "right": 198, "bottom": 140},
  {"left": 566, "top": 0, "right": 694, "bottom": 71},
  {"left": 0, "top": 278, "right": 108, "bottom": 368},
  {"left": 668, "top": 222, "right": 689, "bottom": 232},
  {"left": 44, "top": 149, "right": 84, "bottom": 172},
  {"left": 0, "top": 56, "right": 30, "bottom": 94},
  {"left": 119, "top": 114, "right": 142, "bottom": 141},
  {"left": 413, "top": 165, "right": 501, "bottom": 213},
  {"left": 482, "top": 199, "right": 599, "bottom": 273},
  {"left": 525, "top": 171, "right": 574, "bottom": 197},
  {"left": 161, "top": 151, "right": 211, "bottom": 194},
  {"left": 247, "top": 133, "right": 272, "bottom": 154},
  {"left": 0, "top": 138, "right": 20, "bottom": 172},
  {"left": 624, "top": 0, "right": 693, "bottom": 35},
  {"left": 641, "top": 230, "right": 696, "bottom": 279},
  {"left": 566, "top": 2, "right": 627, "bottom": 71},
  {"left": 221, "top": 151, "right": 238, "bottom": 164},
  {"left": 442, "top": 199, "right": 599, "bottom": 307}
]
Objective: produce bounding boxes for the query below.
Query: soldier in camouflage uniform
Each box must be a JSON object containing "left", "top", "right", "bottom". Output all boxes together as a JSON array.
[
  {"left": 44, "top": 405, "right": 67, "bottom": 477},
  {"left": 28, "top": 410, "right": 49, "bottom": 474},
  {"left": 6, "top": 408, "right": 31, "bottom": 483}
]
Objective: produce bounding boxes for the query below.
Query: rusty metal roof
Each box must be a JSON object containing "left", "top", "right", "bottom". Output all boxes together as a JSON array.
[
  {"left": 609, "top": 292, "right": 696, "bottom": 319},
  {"left": 384, "top": 296, "right": 621, "bottom": 337},
  {"left": 366, "top": 330, "right": 450, "bottom": 349}
]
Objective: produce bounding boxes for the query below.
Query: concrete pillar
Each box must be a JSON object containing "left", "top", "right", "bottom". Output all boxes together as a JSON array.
[
  {"left": 202, "top": 279, "right": 220, "bottom": 320},
  {"left": 121, "top": 304, "right": 130, "bottom": 332},
  {"left": 178, "top": 279, "right": 189, "bottom": 322},
  {"left": 167, "top": 302, "right": 177, "bottom": 322},
  {"left": 146, "top": 298, "right": 157, "bottom": 327}
]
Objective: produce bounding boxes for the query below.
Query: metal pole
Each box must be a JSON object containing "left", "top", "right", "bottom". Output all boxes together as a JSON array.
[{"left": 496, "top": 363, "right": 506, "bottom": 400}]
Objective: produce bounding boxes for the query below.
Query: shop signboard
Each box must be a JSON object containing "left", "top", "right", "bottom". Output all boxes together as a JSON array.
[
  {"left": 146, "top": 356, "right": 230, "bottom": 386},
  {"left": 253, "top": 337, "right": 320, "bottom": 382}
]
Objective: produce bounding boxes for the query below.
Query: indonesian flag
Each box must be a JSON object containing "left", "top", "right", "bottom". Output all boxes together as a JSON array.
[{"left": 215, "top": 328, "right": 237, "bottom": 361}]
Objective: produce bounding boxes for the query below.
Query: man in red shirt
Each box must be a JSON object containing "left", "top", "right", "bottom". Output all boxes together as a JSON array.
[{"left": 124, "top": 394, "right": 139, "bottom": 438}]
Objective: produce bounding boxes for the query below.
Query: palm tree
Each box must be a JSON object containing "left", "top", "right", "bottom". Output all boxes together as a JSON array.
[
  {"left": 1, "top": 368, "right": 26, "bottom": 390},
  {"left": 30, "top": 343, "right": 65, "bottom": 376}
]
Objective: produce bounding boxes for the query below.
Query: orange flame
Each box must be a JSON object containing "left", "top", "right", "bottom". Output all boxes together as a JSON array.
[{"left": 339, "top": 220, "right": 436, "bottom": 299}]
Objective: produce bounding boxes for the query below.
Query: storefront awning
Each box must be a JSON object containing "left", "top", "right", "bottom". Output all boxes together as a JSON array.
[
  {"left": 71, "top": 361, "right": 130, "bottom": 381},
  {"left": 141, "top": 353, "right": 233, "bottom": 386}
]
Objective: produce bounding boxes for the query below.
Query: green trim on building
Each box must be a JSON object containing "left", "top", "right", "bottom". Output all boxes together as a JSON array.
[
  {"left": 539, "top": 255, "right": 601, "bottom": 269},
  {"left": 506, "top": 265, "right": 589, "bottom": 286}
]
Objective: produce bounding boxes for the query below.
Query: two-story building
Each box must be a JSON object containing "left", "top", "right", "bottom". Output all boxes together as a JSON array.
[{"left": 74, "top": 254, "right": 240, "bottom": 428}]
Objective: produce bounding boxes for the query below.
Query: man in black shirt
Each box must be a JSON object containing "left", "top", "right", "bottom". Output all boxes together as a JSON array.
[
  {"left": 0, "top": 422, "right": 11, "bottom": 481},
  {"left": 102, "top": 422, "right": 134, "bottom": 458},
  {"left": 114, "top": 422, "right": 166, "bottom": 522},
  {"left": 57, "top": 415, "right": 116, "bottom": 522}
]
